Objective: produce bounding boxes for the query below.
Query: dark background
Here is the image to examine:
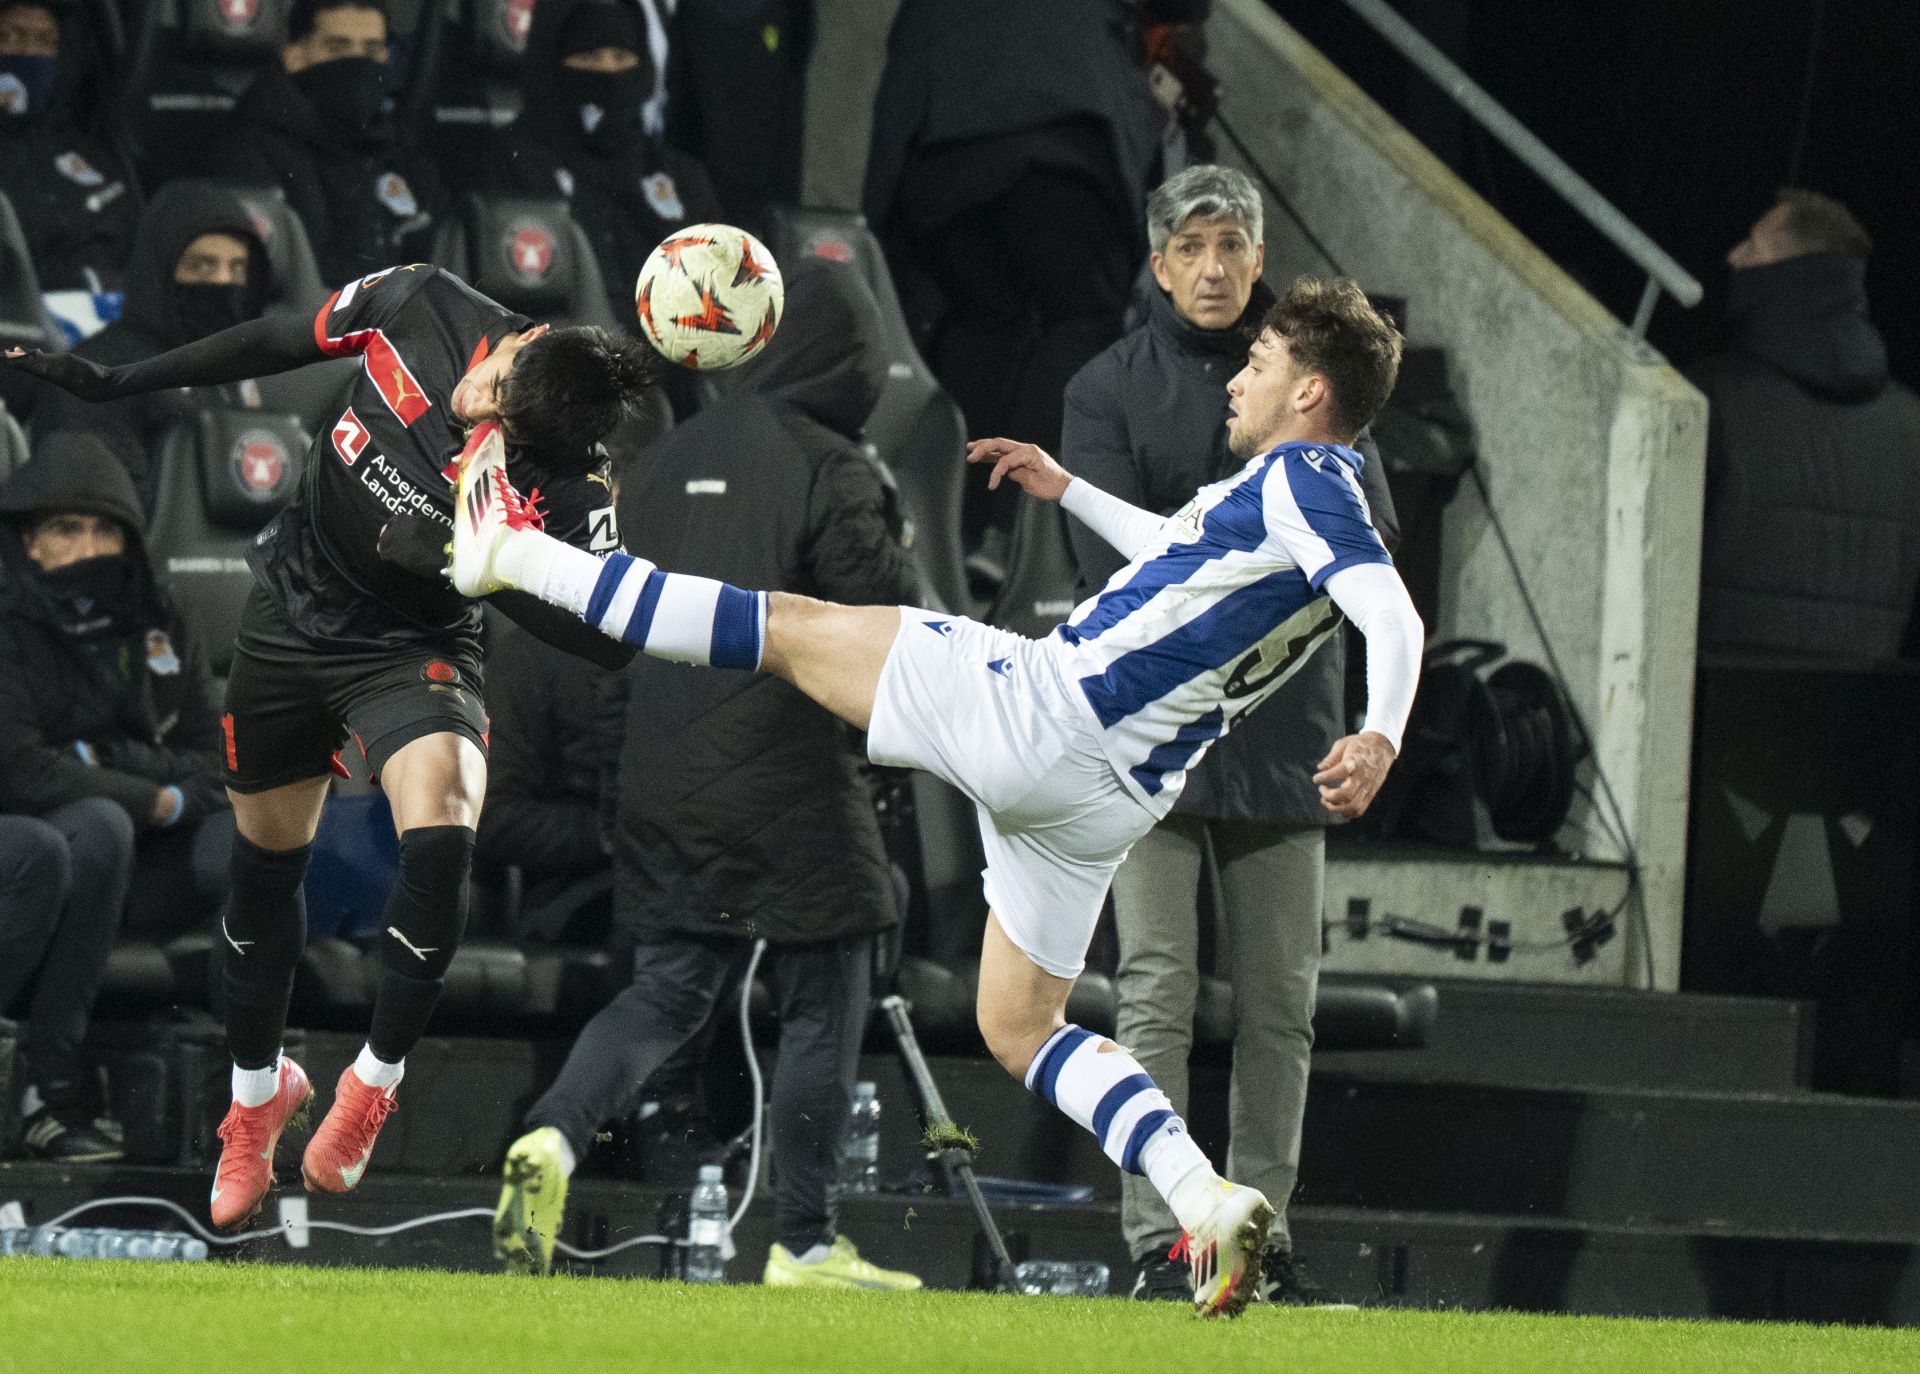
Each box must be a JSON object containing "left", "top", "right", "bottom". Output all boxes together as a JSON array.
[{"left": 1265, "top": 0, "right": 1920, "bottom": 385}]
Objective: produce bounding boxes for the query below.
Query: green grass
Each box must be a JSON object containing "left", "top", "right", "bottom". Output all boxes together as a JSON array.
[{"left": 2, "top": 1259, "right": 1916, "bottom": 1374}]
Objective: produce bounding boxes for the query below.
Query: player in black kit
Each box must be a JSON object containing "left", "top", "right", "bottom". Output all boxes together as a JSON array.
[{"left": 7, "top": 264, "right": 654, "bottom": 1228}]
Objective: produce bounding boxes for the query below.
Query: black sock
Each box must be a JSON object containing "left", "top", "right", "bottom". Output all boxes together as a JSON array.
[
  {"left": 365, "top": 825, "right": 474, "bottom": 1063},
  {"left": 367, "top": 966, "right": 444, "bottom": 1063},
  {"left": 222, "top": 834, "right": 311, "bottom": 1069}
]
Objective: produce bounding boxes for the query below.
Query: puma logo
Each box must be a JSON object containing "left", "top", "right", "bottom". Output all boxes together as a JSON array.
[
  {"left": 223, "top": 918, "right": 255, "bottom": 956},
  {"left": 386, "top": 926, "right": 437, "bottom": 961},
  {"left": 391, "top": 369, "right": 424, "bottom": 407}
]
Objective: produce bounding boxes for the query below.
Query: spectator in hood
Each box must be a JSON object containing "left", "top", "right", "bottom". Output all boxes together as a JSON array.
[
  {"left": 0, "top": 0, "right": 137, "bottom": 293},
  {"left": 1692, "top": 188, "right": 1920, "bottom": 660},
  {"left": 28, "top": 180, "right": 267, "bottom": 508},
  {"left": 490, "top": 0, "right": 719, "bottom": 332},
  {"left": 495, "top": 261, "right": 921, "bottom": 1291},
  {"left": 221, "top": 0, "right": 439, "bottom": 287}
]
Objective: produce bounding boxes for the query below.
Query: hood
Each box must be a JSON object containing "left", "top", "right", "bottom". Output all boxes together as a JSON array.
[
  {"left": 0, "top": 430, "right": 145, "bottom": 546},
  {"left": 735, "top": 258, "right": 886, "bottom": 439},
  {"left": 1725, "top": 252, "right": 1889, "bottom": 403},
  {"left": 1147, "top": 274, "right": 1276, "bottom": 358},
  {"left": 521, "top": 0, "right": 655, "bottom": 142},
  {"left": 116, "top": 179, "right": 267, "bottom": 347},
  {"left": 0, "top": 0, "right": 109, "bottom": 132}
]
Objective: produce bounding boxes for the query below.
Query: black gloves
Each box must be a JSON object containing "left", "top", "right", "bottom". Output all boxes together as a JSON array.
[{"left": 2, "top": 349, "right": 123, "bottom": 402}]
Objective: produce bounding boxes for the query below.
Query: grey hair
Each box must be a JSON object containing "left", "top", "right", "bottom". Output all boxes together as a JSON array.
[{"left": 1146, "top": 164, "right": 1263, "bottom": 255}]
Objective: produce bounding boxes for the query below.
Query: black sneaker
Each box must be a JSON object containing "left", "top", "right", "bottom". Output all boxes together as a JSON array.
[
  {"left": 1259, "top": 1247, "right": 1357, "bottom": 1308},
  {"left": 1131, "top": 1248, "right": 1194, "bottom": 1302},
  {"left": 22, "top": 1107, "right": 125, "bottom": 1164}
]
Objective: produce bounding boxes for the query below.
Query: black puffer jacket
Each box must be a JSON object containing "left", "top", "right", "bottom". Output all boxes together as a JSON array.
[
  {"left": 222, "top": 61, "right": 440, "bottom": 287},
  {"left": 610, "top": 260, "right": 914, "bottom": 944},
  {"left": 0, "top": 434, "right": 224, "bottom": 828},
  {"left": 1062, "top": 282, "right": 1400, "bottom": 825},
  {"left": 1693, "top": 253, "right": 1920, "bottom": 660},
  {"left": 27, "top": 180, "right": 267, "bottom": 499}
]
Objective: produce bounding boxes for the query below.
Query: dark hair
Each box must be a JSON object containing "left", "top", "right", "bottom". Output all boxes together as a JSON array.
[
  {"left": 1258, "top": 276, "right": 1404, "bottom": 439},
  {"left": 499, "top": 326, "right": 659, "bottom": 477},
  {"left": 287, "top": 0, "right": 387, "bottom": 43},
  {"left": 1775, "top": 187, "right": 1873, "bottom": 260}
]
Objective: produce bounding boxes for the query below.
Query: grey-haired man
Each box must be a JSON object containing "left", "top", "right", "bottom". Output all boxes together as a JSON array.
[{"left": 1061, "top": 164, "right": 1398, "bottom": 1305}]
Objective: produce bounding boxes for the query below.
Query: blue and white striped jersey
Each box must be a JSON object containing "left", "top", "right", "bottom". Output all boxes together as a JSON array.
[{"left": 1049, "top": 441, "right": 1392, "bottom": 810}]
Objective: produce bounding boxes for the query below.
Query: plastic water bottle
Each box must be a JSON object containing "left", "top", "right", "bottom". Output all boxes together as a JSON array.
[
  {"left": 842, "top": 1081, "right": 881, "bottom": 1196},
  {"left": 0, "top": 1227, "right": 208, "bottom": 1262},
  {"left": 685, "top": 1165, "right": 729, "bottom": 1283},
  {"left": 1013, "top": 1259, "right": 1110, "bottom": 1297}
]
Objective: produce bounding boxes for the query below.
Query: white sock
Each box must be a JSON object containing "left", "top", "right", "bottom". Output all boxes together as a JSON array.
[
  {"left": 352, "top": 1044, "right": 404, "bottom": 1092},
  {"left": 497, "top": 527, "right": 600, "bottom": 611},
  {"left": 552, "top": 1132, "right": 578, "bottom": 1179},
  {"left": 1023, "top": 1025, "right": 1217, "bottom": 1228},
  {"left": 232, "top": 1053, "right": 282, "bottom": 1109},
  {"left": 578, "top": 551, "right": 766, "bottom": 669},
  {"left": 20, "top": 1083, "right": 45, "bottom": 1117},
  {"left": 790, "top": 1242, "right": 832, "bottom": 1266}
]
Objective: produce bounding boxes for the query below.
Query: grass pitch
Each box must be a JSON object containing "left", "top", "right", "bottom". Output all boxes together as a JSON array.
[{"left": 3, "top": 1259, "right": 1917, "bottom": 1374}]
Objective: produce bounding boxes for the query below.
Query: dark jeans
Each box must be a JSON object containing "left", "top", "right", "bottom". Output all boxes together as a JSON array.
[
  {"left": 0, "top": 800, "right": 134, "bottom": 1089},
  {"left": 126, "top": 810, "right": 234, "bottom": 940},
  {"left": 527, "top": 931, "right": 872, "bottom": 1254}
]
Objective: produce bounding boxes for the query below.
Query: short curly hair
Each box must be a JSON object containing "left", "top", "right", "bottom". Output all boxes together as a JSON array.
[
  {"left": 498, "top": 326, "right": 660, "bottom": 477},
  {"left": 1258, "top": 276, "right": 1404, "bottom": 439}
]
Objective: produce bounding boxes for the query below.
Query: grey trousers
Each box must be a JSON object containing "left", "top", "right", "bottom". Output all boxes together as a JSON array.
[{"left": 1112, "top": 814, "right": 1323, "bottom": 1259}]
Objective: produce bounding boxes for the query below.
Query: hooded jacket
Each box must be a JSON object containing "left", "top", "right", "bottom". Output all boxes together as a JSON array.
[
  {"left": 1062, "top": 280, "right": 1400, "bottom": 825},
  {"left": 0, "top": 433, "right": 224, "bottom": 828},
  {"left": 1692, "top": 252, "right": 1920, "bottom": 659},
  {"left": 0, "top": 0, "right": 136, "bottom": 290},
  {"left": 222, "top": 58, "right": 440, "bottom": 287},
  {"left": 610, "top": 260, "right": 914, "bottom": 945},
  {"left": 487, "top": 0, "right": 720, "bottom": 328},
  {"left": 27, "top": 180, "right": 267, "bottom": 499}
]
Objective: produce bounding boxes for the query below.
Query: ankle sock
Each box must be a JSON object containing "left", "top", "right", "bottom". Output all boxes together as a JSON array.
[
  {"left": 232, "top": 1052, "right": 282, "bottom": 1109},
  {"left": 352, "top": 1044, "right": 404, "bottom": 1092}
]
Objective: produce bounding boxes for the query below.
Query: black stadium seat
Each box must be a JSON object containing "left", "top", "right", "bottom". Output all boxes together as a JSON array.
[
  {"left": 425, "top": 0, "right": 533, "bottom": 188},
  {"left": 0, "top": 191, "right": 62, "bottom": 356},
  {"left": 119, "top": 0, "right": 292, "bottom": 187},
  {"left": 429, "top": 192, "right": 622, "bottom": 332},
  {"left": 146, "top": 407, "right": 308, "bottom": 674},
  {"left": 988, "top": 497, "right": 1082, "bottom": 639},
  {"left": 0, "top": 403, "right": 27, "bottom": 488}
]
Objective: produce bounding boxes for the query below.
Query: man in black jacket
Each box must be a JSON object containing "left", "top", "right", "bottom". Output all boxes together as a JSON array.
[
  {"left": 492, "top": 260, "right": 921, "bottom": 1292},
  {"left": 0, "top": 434, "right": 231, "bottom": 1160},
  {"left": 222, "top": 0, "right": 438, "bottom": 287},
  {"left": 1061, "top": 165, "right": 1397, "bottom": 1306},
  {"left": 28, "top": 180, "right": 268, "bottom": 506},
  {"left": 1693, "top": 188, "right": 1920, "bottom": 659},
  {"left": 488, "top": 0, "right": 719, "bottom": 333}
]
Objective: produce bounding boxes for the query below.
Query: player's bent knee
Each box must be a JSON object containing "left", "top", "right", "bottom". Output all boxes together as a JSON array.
[{"left": 976, "top": 1002, "right": 1062, "bottom": 1080}]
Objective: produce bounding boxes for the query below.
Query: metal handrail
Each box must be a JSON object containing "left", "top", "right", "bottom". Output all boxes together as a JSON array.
[{"left": 1336, "top": 0, "right": 1701, "bottom": 337}]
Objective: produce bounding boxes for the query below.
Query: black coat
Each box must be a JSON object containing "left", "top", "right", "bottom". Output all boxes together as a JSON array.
[
  {"left": 0, "top": 435, "right": 224, "bottom": 828},
  {"left": 28, "top": 180, "right": 267, "bottom": 497},
  {"left": 610, "top": 261, "right": 914, "bottom": 945},
  {"left": 1692, "top": 253, "right": 1920, "bottom": 660},
  {"left": 1061, "top": 282, "right": 1400, "bottom": 826},
  {"left": 221, "top": 63, "right": 440, "bottom": 287}
]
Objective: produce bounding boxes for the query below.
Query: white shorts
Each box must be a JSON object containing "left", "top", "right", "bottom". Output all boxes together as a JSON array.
[{"left": 866, "top": 608, "right": 1158, "bottom": 979}]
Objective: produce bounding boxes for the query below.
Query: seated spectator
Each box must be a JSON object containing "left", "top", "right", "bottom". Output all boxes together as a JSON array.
[
  {"left": 664, "top": 0, "right": 808, "bottom": 221},
  {"left": 28, "top": 179, "right": 267, "bottom": 508},
  {"left": 863, "top": 0, "right": 1161, "bottom": 540},
  {"left": 221, "top": 0, "right": 438, "bottom": 287},
  {"left": 0, "top": 0, "right": 136, "bottom": 293},
  {"left": 1693, "top": 189, "right": 1920, "bottom": 660},
  {"left": 0, "top": 433, "right": 233, "bottom": 946},
  {"left": 0, "top": 807, "right": 130, "bottom": 1161},
  {"left": 490, "top": 0, "right": 719, "bottom": 330}
]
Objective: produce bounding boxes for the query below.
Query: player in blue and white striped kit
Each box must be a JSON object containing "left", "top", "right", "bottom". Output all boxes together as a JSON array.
[{"left": 446, "top": 276, "right": 1424, "bottom": 1316}]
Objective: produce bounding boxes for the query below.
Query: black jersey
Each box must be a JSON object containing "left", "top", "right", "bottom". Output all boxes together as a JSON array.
[{"left": 247, "top": 265, "right": 617, "bottom": 649}]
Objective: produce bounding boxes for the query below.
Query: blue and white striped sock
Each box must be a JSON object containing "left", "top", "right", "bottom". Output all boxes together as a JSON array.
[{"left": 1025, "top": 1025, "right": 1217, "bottom": 1226}]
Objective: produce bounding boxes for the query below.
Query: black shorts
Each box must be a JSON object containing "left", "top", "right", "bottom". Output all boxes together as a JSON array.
[{"left": 221, "top": 586, "right": 488, "bottom": 794}]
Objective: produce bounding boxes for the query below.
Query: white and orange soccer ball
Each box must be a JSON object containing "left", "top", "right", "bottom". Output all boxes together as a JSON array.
[{"left": 633, "top": 223, "right": 784, "bottom": 371}]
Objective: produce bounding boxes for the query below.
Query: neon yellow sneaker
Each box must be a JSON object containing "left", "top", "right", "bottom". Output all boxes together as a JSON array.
[
  {"left": 493, "top": 1127, "right": 571, "bottom": 1276},
  {"left": 763, "top": 1235, "right": 924, "bottom": 1291}
]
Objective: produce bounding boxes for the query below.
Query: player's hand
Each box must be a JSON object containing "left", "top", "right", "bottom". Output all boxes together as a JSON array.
[
  {"left": 3, "top": 347, "right": 120, "bottom": 402},
  {"left": 965, "top": 437, "right": 1072, "bottom": 502},
  {"left": 378, "top": 513, "right": 453, "bottom": 582},
  {"left": 1314, "top": 731, "right": 1396, "bottom": 819}
]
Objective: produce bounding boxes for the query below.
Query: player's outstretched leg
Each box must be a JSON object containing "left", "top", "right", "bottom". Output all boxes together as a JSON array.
[{"left": 980, "top": 917, "right": 1273, "bottom": 1317}]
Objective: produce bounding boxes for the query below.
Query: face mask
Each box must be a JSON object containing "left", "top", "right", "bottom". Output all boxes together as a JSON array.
[
  {"left": 38, "top": 552, "right": 136, "bottom": 630},
  {"left": 0, "top": 53, "right": 56, "bottom": 123},
  {"left": 167, "top": 279, "right": 258, "bottom": 342},
  {"left": 555, "top": 66, "right": 648, "bottom": 157},
  {"left": 292, "top": 56, "right": 388, "bottom": 138}
]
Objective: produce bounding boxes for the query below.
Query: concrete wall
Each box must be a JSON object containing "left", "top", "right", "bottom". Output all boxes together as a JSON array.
[{"left": 799, "top": 0, "right": 1708, "bottom": 989}]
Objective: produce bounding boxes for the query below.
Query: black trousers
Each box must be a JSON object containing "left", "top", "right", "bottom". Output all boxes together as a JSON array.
[{"left": 527, "top": 931, "right": 872, "bottom": 1254}]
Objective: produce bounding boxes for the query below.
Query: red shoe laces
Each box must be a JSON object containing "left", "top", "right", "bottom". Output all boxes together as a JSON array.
[
  {"left": 1168, "top": 1234, "right": 1193, "bottom": 1263},
  {"left": 500, "top": 481, "right": 547, "bottom": 533}
]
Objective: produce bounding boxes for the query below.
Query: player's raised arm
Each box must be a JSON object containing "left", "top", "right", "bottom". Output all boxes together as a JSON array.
[
  {"left": 1314, "top": 561, "right": 1423, "bottom": 818},
  {"left": 967, "top": 437, "right": 1165, "bottom": 560},
  {"left": 4, "top": 310, "right": 327, "bottom": 402}
]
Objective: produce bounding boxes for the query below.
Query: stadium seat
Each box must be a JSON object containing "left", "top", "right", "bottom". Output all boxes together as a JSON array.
[
  {"left": 118, "top": 0, "right": 292, "bottom": 188},
  {"left": 987, "top": 497, "right": 1081, "bottom": 639},
  {"left": 429, "top": 193, "right": 622, "bottom": 333},
  {"left": 424, "top": 0, "right": 533, "bottom": 189},
  {"left": 0, "top": 402, "right": 27, "bottom": 488},
  {"left": 146, "top": 406, "right": 309, "bottom": 675},
  {"left": 759, "top": 207, "right": 979, "bottom": 617},
  {"left": 0, "top": 191, "right": 63, "bottom": 357}
]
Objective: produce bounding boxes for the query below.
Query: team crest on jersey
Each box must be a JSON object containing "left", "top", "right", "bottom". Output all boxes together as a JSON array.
[
  {"left": 214, "top": 0, "right": 260, "bottom": 29},
  {"left": 506, "top": 226, "right": 555, "bottom": 283},
  {"left": 376, "top": 173, "right": 419, "bottom": 219},
  {"left": 421, "top": 661, "right": 461, "bottom": 686},
  {"left": 54, "top": 152, "right": 106, "bottom": 188},
  {"left": 332, "top": 408, "right": 371, "bottom": 466},
  {"left": 639, "top": 173, "right": 685, "bottom": 220},
  {"left": 0, "top": 75, "right": 26, "bottom": 117},
  {"left": 145, "top": 629, "right": 181, "bottom": 677},
  {"left": 232, "top": 430, "right": 291, "bottom": 499}
]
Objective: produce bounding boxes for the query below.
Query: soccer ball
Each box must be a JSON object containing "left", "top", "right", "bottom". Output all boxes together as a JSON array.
[{"left": 634, "top": 223, "right": 785, "bottom": 371}]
